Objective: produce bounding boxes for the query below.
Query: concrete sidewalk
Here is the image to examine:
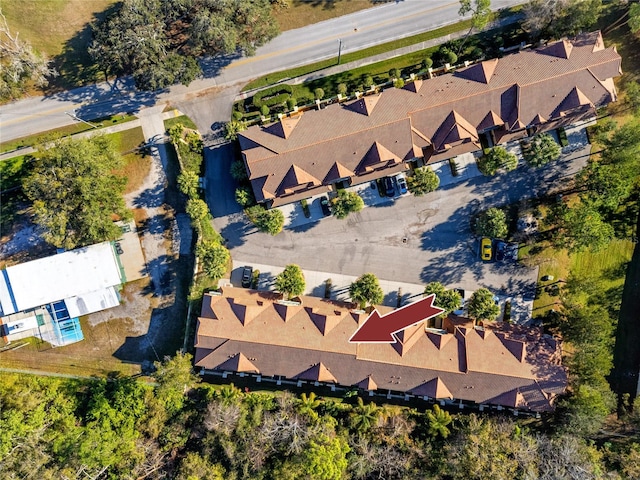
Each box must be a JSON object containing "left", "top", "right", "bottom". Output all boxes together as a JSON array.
[
  {"left": 228, "top": 260, "right": 426, "bottom": 308},
  {"left": 0, "top": 109, "right": 183, "bottom": 163},
  {"left": 236, "top": 14, "right": 521, "bottom": 100},
  {"left": 226, "top": 260, "right": 533, "bottom": 325}
]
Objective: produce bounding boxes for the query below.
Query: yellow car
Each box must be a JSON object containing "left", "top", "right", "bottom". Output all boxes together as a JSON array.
[{"left": 481, "top": 237, "right": 492, "bottom": 261}]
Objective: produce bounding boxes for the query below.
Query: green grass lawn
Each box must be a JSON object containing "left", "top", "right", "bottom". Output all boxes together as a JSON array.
[
  {"left": 1, "top": 0, "right": 116, "bottom": 91},
  {"left": 0, "top": 114, "right": 137, "bottom": 154},
  {"left": 164, "top": 114, "right": 199, "bottom": 132},
  {"left": 242, "top": 18, "right": 476, "bottom": 92},
  {"left": 239, "top": 19, "right": 525, "bottom": 118}
]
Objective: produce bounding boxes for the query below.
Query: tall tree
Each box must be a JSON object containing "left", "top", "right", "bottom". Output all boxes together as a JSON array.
[
  {"left": 153, "top": 352, "right": 200, "bottom": 416},
  {"left": 275, "top": 264, "right": 306, "bottom": 300},
  {"left": 407, "top": 167, "right": 440, "bottom": 196},
  {"left": 426, "top": 404, "right": 453, "bottom": 439},
  {"left": 350, "top": 273, "right": 384, "bottom": 309},
  {"left": 630, "top": 3, "right": 640, "bottom": 34},
  {"left": 23, "top": 135, "right": 130, "bottom": 249},
  {"left": 523, "top": 133, "right": 561, "bottom": 167},
  {"left": 475, "top": 207, "right": 508, "bottom": 239},
  {"left": 478, "top": 146, "right": 518, "bottom": 175},
  {"left": 467, "top": 288, "right": 500, "bottom": 321},
  {"left": 196, "top": 241, "right": 230, "bottom": 279},
  {"left": 522, "top": 0, "right": 602, "bottom": 39},
  {"left": 331, "top": 190, "right": 364, "bottom": 219},
  {"left": 457, "top": 0, "right": 492, "bottom": 54},
  {"left": 90, "top": 0, "right": 279, "bottom": 91},
  {"left": 559, "top": 203, "right": 614, "bottom": 253},
  {"left": 349, "top": 397, "right": 382, "bottom": 434}
]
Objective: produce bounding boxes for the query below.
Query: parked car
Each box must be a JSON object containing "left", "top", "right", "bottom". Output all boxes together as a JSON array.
[
  {"left": 481, "top": 237, "right": 492, "bottom": 261},
  {"left": 241, "top": 266, "right": 253, "bottom": 288},
  {"left": 495, "top": 240, "right": 506, "bottom": 261},
  {"left": 320, "top": 196, "right": 332, "bottom": 216},
  {"left": 384, "top": 176, "right": 396, "bottom": 197},
  {"left": 396, "top": 174, "right": 408, "bottom": 194}
]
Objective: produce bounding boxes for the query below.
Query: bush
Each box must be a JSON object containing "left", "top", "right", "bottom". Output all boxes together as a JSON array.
[
  {"left": 407, "top": 167, "right": 440, "bottom": 195},
  {"left": 235, "top": 186, "right": 255, "bottom": 207},
  {"left": 260, "top": 104, "right": 270, "bottom": 117},
  {"left": 232, "top": 110, "right": 244, "bottom": 121},
  {"left": 286, "top": 97, "right": 296, "bottom": 110},
  {"left": 388, "top": 68, "right": 400, "bottom": 79},
  {"left": 252, "top": 84, "right": 293, "bottom": 108},
  {"left": 449, "top": 158, "right": 459, "bottom": 177},
  {"left": 337, "top": 83, "right": 348, "bottom": 95},
  {"left": 422, "top": 57, "right": 433, "bottom": 69},
  {"left": 230, "top": 161, "right": 248, "bottom": 182},
  {"left": 363, "top": 75, "right": 374, "bottom": 88},
  {"left": 393, "top": 78, "right": 405, "bottom": 89},
  {"left": 314, "top": 88, "right": 325, "bottom": 100},
  {"left": 557, "top": 127, "right": 569, "bottom": 147},
  {"left": 300, "top": 199, "right": 310, "bottom": 218},
  {"left": 331, "top": 190, "right": 364, "bottom": 219}
]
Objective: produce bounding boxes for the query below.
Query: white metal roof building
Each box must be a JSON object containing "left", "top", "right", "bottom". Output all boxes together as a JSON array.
[{"left": 0, "top": 241, "right": 125, "bottom": 345}]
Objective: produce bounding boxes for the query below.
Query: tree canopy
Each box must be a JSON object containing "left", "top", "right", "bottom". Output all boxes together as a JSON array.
[
  {"left": 0, "top": 368, "right": 633, "bottom": 478},
  {"left": 350, "top": 273, "right": 384, "bottom": 309},
  {"left": 23, "top": 135, "right": 130, "bottom": 249},
  {"left": 467, "top": 288, "right": 500, "bottom": 321},
  {"left": 275, "top": 264, "right": 306, "bottom": 300},
  {"left": 331, "top": 190, "right": 364, "bottom": 219},
  {"left": 478, "top": 146, "right": 518, "bottom": 176},
  {"left": 475, "top": 207, "right": 508, "bottom": 239},
  {"left": 522, "top": 0, "right": 602, "bottom": 39},
  {"left": 424, "top": 282, "right": 462, "bottom": 317},
  {"left": 89, "top": 0, "right": 280, "bottom": 91},
  {"left": 407, "top": 167, "right": 440, "bottom": 196},
  {"left": 522, "top": 133, "right": 562, "bottom": 167}
]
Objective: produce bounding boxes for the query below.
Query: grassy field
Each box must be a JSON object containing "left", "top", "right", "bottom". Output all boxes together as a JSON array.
[
  {"left": 2, "top": 0, "right": 116, "bottom": 90},
  {"left": 274, "top": 0, "right": 375, "bottom": 31}
]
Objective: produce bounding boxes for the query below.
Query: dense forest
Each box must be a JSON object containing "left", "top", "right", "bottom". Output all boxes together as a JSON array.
[{"left": 1, "top": 353, "right": 639, "bottom": 479}]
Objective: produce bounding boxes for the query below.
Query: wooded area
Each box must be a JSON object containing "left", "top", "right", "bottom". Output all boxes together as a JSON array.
[{"left": 2, "top": 354, "right": 640, "bottom": 479}]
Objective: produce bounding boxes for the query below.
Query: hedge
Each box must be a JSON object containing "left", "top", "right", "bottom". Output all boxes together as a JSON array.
[{"left": 252, "top": 84, "right": 293, "bottom": 108}]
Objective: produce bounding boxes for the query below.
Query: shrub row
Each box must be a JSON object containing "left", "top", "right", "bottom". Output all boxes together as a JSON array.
[{"left": 252, "top": 84, "right": 293, "bottom": 108}]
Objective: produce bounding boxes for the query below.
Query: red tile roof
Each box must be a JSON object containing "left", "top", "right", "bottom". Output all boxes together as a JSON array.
[
  {"left": 195, "top": 288, "right": 567, "bottom": 412},
  {"left": 239, "top": 32, "right": 620, "bottom": 206}
]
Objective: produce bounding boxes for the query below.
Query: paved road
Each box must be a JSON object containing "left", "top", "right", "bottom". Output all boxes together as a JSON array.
[{"left": 0, "top": 0, "right": 526, "bottom": 144}]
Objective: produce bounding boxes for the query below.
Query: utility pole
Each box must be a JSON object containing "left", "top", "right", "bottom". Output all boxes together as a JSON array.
[
  {"left": 65, "top": 110, "right": 98, "bottom": 129},
  {"left": 337, "top": 39, "right": 342, "bottom": 65}
]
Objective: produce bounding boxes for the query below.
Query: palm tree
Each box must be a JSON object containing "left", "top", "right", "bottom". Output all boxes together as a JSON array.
[
  {"left": 297, "top": 392, "right": 321, "bottom": 419},
  {"left": 426, "top": 404, "right": 452, "bottom": 439},
  {"left": 350, "top": 397, "right": 382, "bottom": 434},
  {"left": 216, "top": 383, "right": 242, "bottom": 405}
]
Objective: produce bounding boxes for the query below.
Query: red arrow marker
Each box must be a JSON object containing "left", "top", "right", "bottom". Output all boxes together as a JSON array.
[{"left": 349, "top": 294, "right": 445, "bottom": 343}]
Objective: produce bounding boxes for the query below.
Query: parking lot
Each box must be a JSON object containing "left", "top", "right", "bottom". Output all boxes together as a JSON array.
[{"left": 208, "top": 126, "right": 592, "bottom": 324}]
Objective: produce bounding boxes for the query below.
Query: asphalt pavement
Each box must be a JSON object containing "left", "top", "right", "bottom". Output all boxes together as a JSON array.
[
  {"left": 0, "top": 0, "right": 527, "bottom": 144},
  {"left": 211, "top": 131, "right": 592, "bottom": 314}
]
